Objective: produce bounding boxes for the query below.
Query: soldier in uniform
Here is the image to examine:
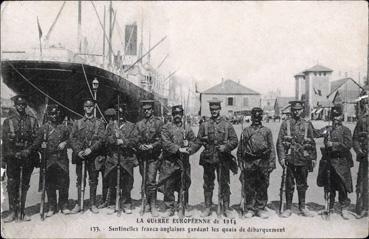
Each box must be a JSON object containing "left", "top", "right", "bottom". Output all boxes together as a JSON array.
[
  {"left": 159, "top": 105, "right": 199, "bottom": 217},
  {"left": 2, "top": 94, "right": 39, "bottom": 222},
  {"left": 31, "top": 104, "right": 71, "bottom": 216},
  {"left": 315, "top": 105, "right": 353, "bottom": 219},
  {"left": 136, "top": 100, "right": 163, "bottom": 217},
  {"left": 104, "top": 105, "right": 139, "bottom": 214},
  {"left": 237, "top": 107, "right": 276, "bottom": 219},
  {"left": 276, "top": 101, "right": 317, "bottom": 218},
  {"left": 353, "top": 93, "right": 368, "bottom": 218},
  {"left": 98, "top": 108, "right": 117, "bottom": 209},
  {"left": 70, "top": 97, "right": 105, "bottom": 214},
  {"left": 196, "top": 100, "right": 238, "bottom": 218}
]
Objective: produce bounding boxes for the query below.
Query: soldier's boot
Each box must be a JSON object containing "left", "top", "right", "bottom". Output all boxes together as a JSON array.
[
  {"left": 223, "top": 196, "right": 235, "bottom": 219},
  {"left": 200, "top": 192, "right": 212, "bottom": 218},
  {"left": 71, "top": 187, "right": 81, "bottom": 214},
  {"left": 163, "top": 207, "right": 175, "bottom": 218},
  {"left": 4, "top": 193, "right": 16, "bottom": 223},
  {"left": 46, "top": 188, "right": 57, "bottom": 217},
  {"left": 256, "top": 209, "right": 269, "bottom": 219},
  {"left": 59, "top": 188, "right": 70, "bottom": 215},
  {"left": 150, "top": 192, "right": 159, "bottom": 217},
  {"left": 90, "top": 187, "right": 99, "bottom": 214},
  {"left": 280, "top": 192, "right": 293, "bottom": 218},
  {"left": 122, "top": 192, "right": 132, "bottom": 214},
  {"left": 340, "top": 199, "right": 351, "bottom": 220},
  {"left": 298, "top": 191, "right": 314, "bottom": 217},
  {"left": 98, "top": 188, "right": 110, "bottom": 209},
  {"left": 20, "top": 189, "right": 31, "bottom": 221}
]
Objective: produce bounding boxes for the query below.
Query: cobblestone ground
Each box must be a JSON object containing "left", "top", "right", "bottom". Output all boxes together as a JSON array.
[{"left": 1, "top": 121, "right": 368, "bottom": 238}]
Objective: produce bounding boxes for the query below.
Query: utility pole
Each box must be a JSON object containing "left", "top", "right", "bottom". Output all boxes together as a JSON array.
[
  {"left": 77, "top": 1, "right": 82, "bottom": 53},
  {"left": 108, "top": 1, "right": 112, "bottom": 66},
  {"left": 103, "top": 6, "right": 106, "bottom": 67}
]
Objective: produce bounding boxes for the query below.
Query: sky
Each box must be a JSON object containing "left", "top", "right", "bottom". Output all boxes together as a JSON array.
[{"left": 1, "top": 1, "right": 368, "bottom": 98}]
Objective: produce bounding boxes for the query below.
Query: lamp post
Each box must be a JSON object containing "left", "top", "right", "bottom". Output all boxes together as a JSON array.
[{"left": 92, "top": 78, "right": 99, "bottom": 117}]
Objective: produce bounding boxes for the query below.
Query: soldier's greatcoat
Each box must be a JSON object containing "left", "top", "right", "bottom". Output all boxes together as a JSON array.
[
  {"left": 237, "top": 124, "right": 276, "bottom": 170},
  {"left": 70, "top": 116, "right": 105, "bottom": 164},
  {"left": 32, "top": 122, "right": 70, "bottom": 173},
  {"left": 159, "top": 122, "right": 198, "bottom": 191},
  {"left": 104, "top": 120, "right": 139, "bottom": 177},
  {"left": 316, "top": 124, "right": 353, "bottom": 193}
]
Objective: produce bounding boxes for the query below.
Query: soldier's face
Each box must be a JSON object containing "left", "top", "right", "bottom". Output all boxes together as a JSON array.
[
  {"left": 15, "top": 103, "right": 26, "bottom": 114},
  {"left": 143, "top": 107, "right": 153, "bottom": 118},
  {"left": 173, "top": 112, "right": 183, "bottom": 123},
  {"left": 332, "top": 115, "right": 343, "bottom": 124},
  {"left": 49, "top": 112, "right": 59, "bottom": 123},
  {"left": 210, "top": 108, "right": 220, "bottom": 118},
  {"left": 251, "top": 112, "right": 263, "bottom": 124},
  {"left": 84, "top": 103, "right": 94, "bottom": 115},
  {"left": 291, "top": 108, "right": 303, "bottom": 118}
]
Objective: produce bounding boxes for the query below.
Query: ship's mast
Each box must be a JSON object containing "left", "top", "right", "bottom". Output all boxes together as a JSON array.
[
  {"left": 139, "top": 9, "right": 143, "bottom": 63},
  {"left": 108, "top": 1, "right": 113, "bottom": 66},
  {"left": 103, "top": 6, "right": 106, "bottom": 67},
  {"left": 77, "top": 1, "right": 82, "bottom": 53}
]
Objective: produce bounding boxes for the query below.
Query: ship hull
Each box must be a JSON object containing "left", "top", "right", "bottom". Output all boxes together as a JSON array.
[{"left": 1, "top": 60, "right": 167, "bottom": 122}]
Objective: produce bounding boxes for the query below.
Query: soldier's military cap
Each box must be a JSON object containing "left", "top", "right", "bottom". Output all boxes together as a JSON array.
[
  {"left": 82, "top": 97, "right": 96, "bottom": 106},
  {"left": 331, "top": 105, "right": 343, "bottom": 117},
  {"left": 141, "top": 100, "right": 155, "bottom": 109},
  {"left": 289, "top": 100, "right": 304, "bottom": 110},
  {"left": 251, "top": 107, "right": 263, "bottom": 115},
  {"left": 11, "top": 94, "right": 27, "bottom": 105},
  {"left": 47, "top": 104, "right": 60, "bottom": 115},
  {"left": 172, "top": 105, "right": 184, "bottom": 115},
  {"left": 208, "top": 99, "right": 222, "bottom": 109},
  {"left": 104, "top": 108, "right": 116, "bottom": 116}
]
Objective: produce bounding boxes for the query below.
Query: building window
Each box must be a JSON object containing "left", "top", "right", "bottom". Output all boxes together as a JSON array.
[
  {"left": 323, "top": 72, "right": 326, "bottom": 76},
  {"left": 227, "top": 97, "right": 234, "bottom": 106},
  {"left": 243, "top": 97, "right": 249, "bottom": 106}
]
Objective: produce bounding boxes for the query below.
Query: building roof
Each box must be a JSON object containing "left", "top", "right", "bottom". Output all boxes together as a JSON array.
[
  {"left": 202, "top": 79, "right": 260, "bottom": 95},
  {"left": 303, "top": 64, "right": 333, "bottom": 73},
  {"left": 294, "top": 72, "right": 305, "bottom": 77},
  {"left": 327, "top": 78, "right": 363, "bottom": 98}
]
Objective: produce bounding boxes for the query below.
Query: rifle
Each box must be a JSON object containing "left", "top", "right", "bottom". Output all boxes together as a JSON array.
[
  {"left": 239, "top": 120, "right": 246, "bottom": 216},
  {"left": 115, "top": 95, "right": 121, "bottom": 215},
  {"left": 140, "top": 151, "right": 147, "bottom": 216},
  {"left": 279, "top": 120, "right": 291, "bottom": 215},
  {"left": 17, "top": 165, "right": 23, "bottom": 221},
  {"left": 321, "top": 125, "right": 332, "bottom": 220},
  {"left": 217, "top": 158, "right": 223, "bottom": 218},
  {"left": 39, "top": 125, "right": 48, "bottom": 220},
  {"left": 178, "top": 116, "right": 189, "bottom": 218},
  {"left": 355, "top": 132, "right": 368, "bottom": 216}
]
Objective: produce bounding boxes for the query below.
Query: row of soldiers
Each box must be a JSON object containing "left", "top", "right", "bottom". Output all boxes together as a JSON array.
[{"left": 2, "top": 93, "right": 368, "bottom": 222}]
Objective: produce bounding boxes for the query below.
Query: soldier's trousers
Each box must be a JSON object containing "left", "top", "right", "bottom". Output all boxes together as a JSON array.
[
  {"left": 107, "top": 168, "right": 134, "bottom": 209},
  {"left": 329, "top": 168, "right": 350, "bottom": 209},
  {"left": 46, "top": 164, "right": 69, "bottom": 210},
  {"left": 163, "top": 169, "right": 189, "bottom": 210},
  {"left": 202, "top": 162, "right": 230, "bottom": 205},
  {"left": 6, "top": 160, "right": 34, "bottom": 213},
  {"left": 356, "top": 159, "right": 368, "bottom": 212},
  {"left": 75, "top": 160, "right": 98, "bottom": 205},
  {"left": 285, "top": 164, "right": 308, "bottom": 209},
  {"left": 139, "top": 160, "right": 159, "bottom": 203},
  {"left": 243, "top": 168, "right": 270, "bottom": 211}
]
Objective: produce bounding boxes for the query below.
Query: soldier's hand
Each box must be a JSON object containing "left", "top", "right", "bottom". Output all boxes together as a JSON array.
[
  {"left": 311, "top": 160, "right": 317, "bottom": 169},
  {"left": 20, "top": 149, "right": 30, "bottom": 158},
  {"left": 117, "top": 139, "right": 124, "bottom": 145},
  {"left": 279, "top": 158, "right": 286, "bottom": 168},
  {"left": 15, "top": 152, "right": 22, "bottom": 159},
  {"left": 179, "top": 147, "right": 189, "bottom": 154},
  {"left": 146, "top": 144, "right": 153, "bottom": 150},
  {"left": 325, "top": 140, "right": 333, "bottom": 148},
  {"left": 283, "top": 136, "right": 293, "bottom": 142},
  {"left": 84, "top": 148, "right": 92, "bottom": 156},
  {"left": 139, "top": 144, "right": 147, "bottom": 151},
  {"left": 217, "top": 144, "right": 227, "bottom": 152},
  {"left": 78, "top": 151, "right": 85, "bottom": 159},
  {"left": 58, "top": 141, "right": 67, "bottom": 150}
]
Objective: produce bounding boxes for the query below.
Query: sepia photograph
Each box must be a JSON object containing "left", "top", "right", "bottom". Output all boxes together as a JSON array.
[{"left": 1, "top": 1, "right": 368, "bottom": 238}]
